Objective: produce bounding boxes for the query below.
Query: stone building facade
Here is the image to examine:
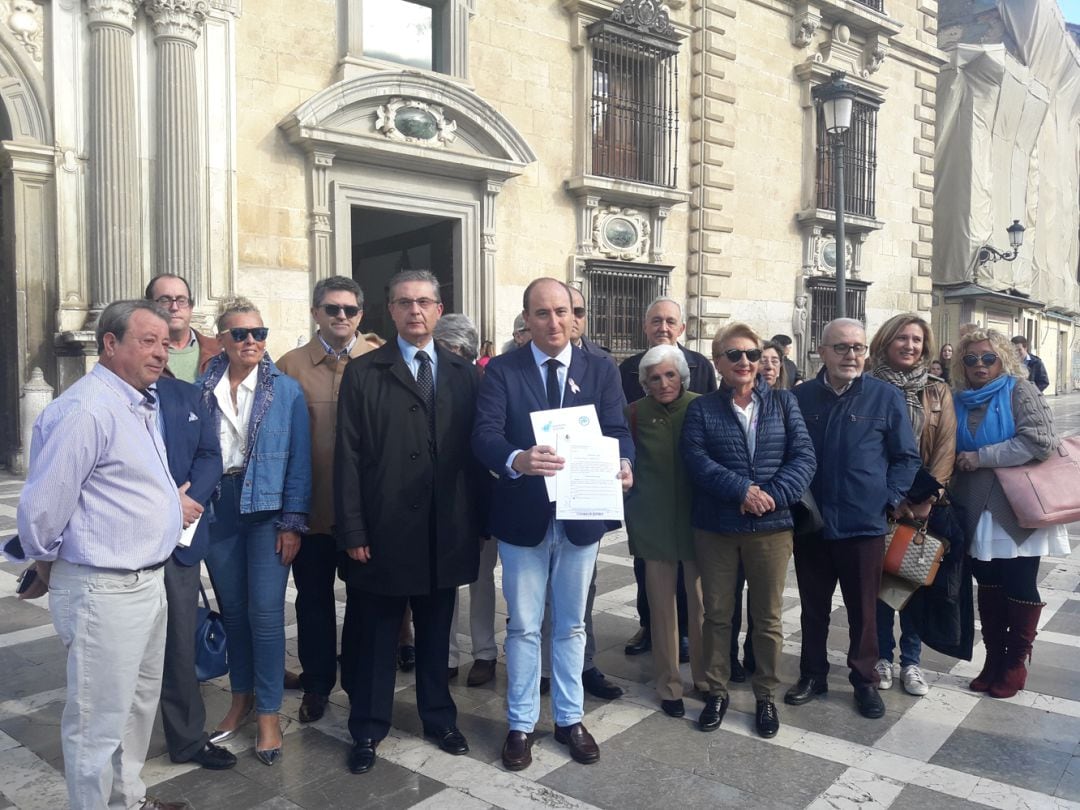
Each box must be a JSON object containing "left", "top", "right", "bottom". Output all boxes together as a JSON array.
[{"left": 0, "top": 0, "right": 943, "bottom": 470}]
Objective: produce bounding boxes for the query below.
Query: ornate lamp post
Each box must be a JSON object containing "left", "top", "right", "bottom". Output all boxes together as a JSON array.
[
  {"left": 975, "top": 219, "right": 1026, "bottom": 279},
  {"left": 814, "top": 72, "right": 856, "bottom": 319}
]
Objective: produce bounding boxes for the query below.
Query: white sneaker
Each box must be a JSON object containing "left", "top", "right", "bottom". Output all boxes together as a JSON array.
[
  {"left": 901, "top": 665, "right": 929, "bottom": 696},
  {"left": 874, "top": 658, "right": 893, "bottom": 690}
]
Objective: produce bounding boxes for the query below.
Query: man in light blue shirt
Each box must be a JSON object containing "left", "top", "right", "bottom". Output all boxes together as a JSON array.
[{"left": 16, "top": 300, "right": 186, "bottom": 810}]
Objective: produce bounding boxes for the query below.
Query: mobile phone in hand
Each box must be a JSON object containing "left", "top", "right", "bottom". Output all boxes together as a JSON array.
[{"left": 15, "top": 568, "right": 38, "bottom": 595}]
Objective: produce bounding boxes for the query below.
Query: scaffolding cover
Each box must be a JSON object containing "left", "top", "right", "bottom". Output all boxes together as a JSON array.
[{"left": 934, "top": 0, "right": 1080, "bottom": 311}]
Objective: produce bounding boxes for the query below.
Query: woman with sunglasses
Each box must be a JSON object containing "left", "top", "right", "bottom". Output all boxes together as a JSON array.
[
  {"left": 951, "top": 329, "right": 1065, "bottom": 698},
  {"left": 199, "top": 297, "right": 311, "bottom": 765},
  {"left": 681, "top": 323, "right": 816, "bottom": 738},
  {"left": 867, "top": 314, "right": 956, "bottom": 697}
]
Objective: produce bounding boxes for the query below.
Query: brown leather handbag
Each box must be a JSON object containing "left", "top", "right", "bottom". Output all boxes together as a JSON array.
[{"left": 883, "top": 518, "right": 946, "bottom": 587}]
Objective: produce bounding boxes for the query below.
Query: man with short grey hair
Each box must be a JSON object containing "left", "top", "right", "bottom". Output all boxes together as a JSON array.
[
  {"left": 15, "top": 300, "right": 186, "bottom": 810},
  {"left": 276, "top": 275, "right": 381, "bottom": 722}
]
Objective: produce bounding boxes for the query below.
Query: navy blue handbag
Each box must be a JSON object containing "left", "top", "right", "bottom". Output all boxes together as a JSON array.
[{"left": 195, "top": 583, "right": 228, "bottom": 681}]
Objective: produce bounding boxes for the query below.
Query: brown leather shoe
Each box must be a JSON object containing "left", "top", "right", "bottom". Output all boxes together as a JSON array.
[
  {"left": 283, "top": 669, "right": 302, "bottom": 690},
  {"left": 299, "top": 692, "right": 328, "bottom": 723},
  {"left": 553, "top": 722, "right": 600, "bottom": 764},
  {"left": 501, "top": 730, "right": 533, "bottom": 771},
  {"left": 467, "top": 658, "right": 497, "bottom": 687}
]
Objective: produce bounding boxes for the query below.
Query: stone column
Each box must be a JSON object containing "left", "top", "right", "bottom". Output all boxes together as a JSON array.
[
  {"left": 86, "top": 0, "right": 141, "bottom": 321},
  {"left": 147, "top": 0, "right": 208, "bottom": 300}
]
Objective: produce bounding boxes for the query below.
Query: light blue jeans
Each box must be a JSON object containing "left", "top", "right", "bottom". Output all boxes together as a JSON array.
[
  {"left": 205, "top": 475, "right": 291, "bottom": 715},
  {"left": 499, "top": 521, "right": 598, "bottom": 732}
]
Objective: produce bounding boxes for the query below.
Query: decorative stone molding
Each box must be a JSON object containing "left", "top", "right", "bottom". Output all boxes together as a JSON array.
[
  {"left": 3, "top": 1, "right": 42, "bottom": 63},
  {"left": 609, "top": 0, "right": 676, "bottom": 38},
  {"left": 375, "top": 98, "right": 457, "bottom": 147},
  {"left": 592, "top": 206, "right": 650, "bottom": 260},
  {"left": 864, "top": 38, "right": 887, "bottom": 75},
  {"left": 86, "top": 0, "right": 139, "bottom": 30},
  {"left": 792, "top": 8, "right": 820, "bottom": 48},
  {"left": 209, "top": 0, "right": 240, "bottom": 14},
  {"left": 146, "top": 0, "right": 209, "bottom": 43}
]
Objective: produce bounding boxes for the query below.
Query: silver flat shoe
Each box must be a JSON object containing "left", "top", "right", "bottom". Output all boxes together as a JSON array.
[
  {"left": 208, "top": 708, "right": 252, "bottom": 744},
  {"left": 255, "top": 746, "right": 282, "bottom": 766}
]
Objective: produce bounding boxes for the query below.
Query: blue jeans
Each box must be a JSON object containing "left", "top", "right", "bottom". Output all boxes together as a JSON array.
[
  {"left": 205, "top": 475, "right": 291, "bottom": 715},
  {"left": 876, "top": 599, "right": 921, "bottom": 668},
  {"left": 499, "top": 521, "right": 598, "bottom": 732}
]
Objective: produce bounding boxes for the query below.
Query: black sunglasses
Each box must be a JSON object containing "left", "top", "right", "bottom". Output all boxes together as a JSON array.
[
  {"left": 228, "top": 327, "right": 269, "bottom": 342},
  {"left": 962, "top": 352, "right": 999, "bottom": 367},
  {"left": 721, "top": 348, "right": 762, "bottom": 363},
  {"left": 322, "top": 304, "right": 360, "bottom": 318},
  {"left": 573, "top": 307, "right": 587, "bottom": 318}
]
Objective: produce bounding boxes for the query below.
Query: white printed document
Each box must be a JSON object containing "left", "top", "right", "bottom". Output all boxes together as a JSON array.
[
  {"left": 555, "top": 433, "right": 624, "bottom": 522},
  {"left": 178, "top": 515, "right": 201, "bottom": 548},
  {"left": 529, "top": 405, "right": 602, "bottom": 501}
]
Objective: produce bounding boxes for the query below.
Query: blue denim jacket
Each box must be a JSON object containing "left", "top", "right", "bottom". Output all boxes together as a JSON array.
[{"left": 199, "top": 353, "right": 311, "bottom": 531}]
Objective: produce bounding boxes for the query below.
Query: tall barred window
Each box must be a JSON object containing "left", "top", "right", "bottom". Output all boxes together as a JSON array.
[
  {"left": 585, "top": 260, "right": 670, "bottom": 359},
  {"left": 815, "top": 99, "right": 879, "bottom": 219},
  {"left": 806, "top": 277, "right": 869, "bottom": 354},
  {"left": 588, "top": 8, "right": 679, "bottom": 188}
]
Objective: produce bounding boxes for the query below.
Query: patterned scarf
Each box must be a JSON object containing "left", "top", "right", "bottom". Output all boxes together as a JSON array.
[{"left": 871, "top": 363, "right": 928, "bottom": 450}]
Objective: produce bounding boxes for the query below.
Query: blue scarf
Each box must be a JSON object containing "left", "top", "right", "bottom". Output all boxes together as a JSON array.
[{"left": 954, "top": 375, "right": 1017, "bottom": 451}]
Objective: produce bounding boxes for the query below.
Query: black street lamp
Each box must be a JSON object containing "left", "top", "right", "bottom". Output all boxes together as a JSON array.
[
  {"left": 814, "top": 72, "right": 856, "bottom": 319},
  {"left": 975, "top": 219, "right": 1026, "bottom": 278}
]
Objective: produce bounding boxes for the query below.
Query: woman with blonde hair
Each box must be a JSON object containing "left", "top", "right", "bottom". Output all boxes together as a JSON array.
[
  {"left": 200, "top": 297, "right": 311, "bottom": 765},
  {"left": 867, "top": 314, "right": 956, "bottom": 697},
  {"left": 951, "top": 328, "right": 1065, "bottom": 698}
]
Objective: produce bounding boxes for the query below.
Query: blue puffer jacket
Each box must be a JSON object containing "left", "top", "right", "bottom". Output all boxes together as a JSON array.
[
  {"left": 793, "top": 370, "right": 921, "bottom": 540},
  {"left": 680, "top": 377, "right": 817, "bottom": 534}
]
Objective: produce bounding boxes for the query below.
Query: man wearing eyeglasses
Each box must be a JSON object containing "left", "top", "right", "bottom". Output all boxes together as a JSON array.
[
  {"left": 276, "top": 276, "right": 382, "bottom": 723},
  {"left": 145, "top": 274, "right": 220, "bottom": 383},
  {"left": 787, "top": 318, "right": 920, "bottom": 720},
  {"left": 336, "top": 269, "right": 484, "bottom": 775}
]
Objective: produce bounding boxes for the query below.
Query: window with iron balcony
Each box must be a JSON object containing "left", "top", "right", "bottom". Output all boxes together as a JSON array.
[{"left": 815, "top": 97, "right": 879, "bottom": 220}]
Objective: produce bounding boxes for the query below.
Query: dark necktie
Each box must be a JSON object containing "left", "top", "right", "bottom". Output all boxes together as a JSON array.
[
  {"left": 545, "top": 358, "right": 562, "bottom": 409},
  {"left": 416, "top": 350, "right": 435, "bottom": 436}
]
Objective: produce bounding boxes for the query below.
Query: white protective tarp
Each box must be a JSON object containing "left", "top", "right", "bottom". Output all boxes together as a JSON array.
[{"left": 933, "top": 0, "right": 1080, "bottom": 310}]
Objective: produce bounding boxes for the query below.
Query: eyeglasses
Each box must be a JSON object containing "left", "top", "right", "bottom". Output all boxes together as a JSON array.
[
  {"left": 720, "top": 348, "right": 763, "bottom": 363},
  {"left": 573, "top": 307, "right": 587, "bottom": 318},
  {"left": 154, "top": 295, "right": 191, "bottom": 309},
  {"left": 828, "top": 343, "right": 868, "bottom": 356},
  {"left": 321, "top": 304, "right": 361, "bottom": 318},
  {"left": 391, "top": 297, "right": 439, "bottom": 311},
  {"left": 227, "top": 327, "right": 269, "bottom": 342},
  {"left": 962, "top": 352, "right": 999, "bottom": 367}
]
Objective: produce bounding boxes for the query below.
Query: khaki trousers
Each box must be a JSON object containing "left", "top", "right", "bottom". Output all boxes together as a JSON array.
[
  {"left": 645, "top": 559, "right": 706, "bottom": 700},
  {"left": 695, "top": 529, "right": 793, "bottom": 701}
]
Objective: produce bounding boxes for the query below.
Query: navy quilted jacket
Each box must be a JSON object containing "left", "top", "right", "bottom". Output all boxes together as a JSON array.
[{"left": 680, "top": 377, "right": 817, "bottom": 534}]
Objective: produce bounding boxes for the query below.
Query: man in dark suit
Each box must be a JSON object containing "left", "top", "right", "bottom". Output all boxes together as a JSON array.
[
  {"left": 617, "top": 297, "right": 716, "bottom": 658},
  {"left": 153, "top": 374, "right": 233, "bottom": 769},
  {"left": 1011, "top": 335, "right": 1050, "bottom": 392},
  {"left": 336, "top": 269, "right": 483, "bottom": 775},
  {"left": 473, "top": 278, "right": 634, "bottom": 771}
]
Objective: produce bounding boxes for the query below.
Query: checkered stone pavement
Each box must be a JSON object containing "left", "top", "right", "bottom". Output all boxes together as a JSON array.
[{"left": 1, "top": 394, "right": 1079, "bottom": 810}]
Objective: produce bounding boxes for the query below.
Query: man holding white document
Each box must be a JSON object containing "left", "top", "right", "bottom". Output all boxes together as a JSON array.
[{"left": 473, "top": 278, "right": 633, "bottom": 771}]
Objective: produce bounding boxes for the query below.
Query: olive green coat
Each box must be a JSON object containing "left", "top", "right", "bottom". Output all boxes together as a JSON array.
[{"left": 624, "top": 391, "right": 700, "bottom": 561}]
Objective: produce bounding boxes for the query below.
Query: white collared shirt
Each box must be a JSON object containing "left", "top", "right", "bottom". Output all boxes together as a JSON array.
[
  {"left": 529, "top": 340, "right": 573, "bottom": 406},
  {"left": 214, "top": 364, "right": 259, "bottom": 470}
]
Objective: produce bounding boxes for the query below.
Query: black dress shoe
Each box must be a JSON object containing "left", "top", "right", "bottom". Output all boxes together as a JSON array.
[
  {"left": 755, "top": 700, "right": 780, "bottom": 738},
  {"left": 730, "top": 657, "right": 747, "bottom": 683},
  {"left": 501, "top": 730, "right": 533, "bottom": 771},
  {"left": 299, "top": 693, "right": 328, "bottom": 723},
  {"left": 679, "top": 636, "right": 690, "bottom": 664},
  {"left": 854, "top": 684, "right": 886, "bottom": 719},
  {"left": 397, "top": 645, "right": 416, "bottom": 672},
  {"left": 348, "top": 739, "right": 378, "bottom": 774},
  {"left": 467, "top": 658, "right": 496, "bottom": 687},
  {"left": 661, "top": 699, "right": 685, "bottom": 718},
  {"left": 784, "top": 676, "right": 828, "bottom": 706},
  {"left": 539, "top": 676, "right": 550, "bottom": 695},
  {"left": 448, "top": 666, "right": 459, "bottom": 679},
  {"left": 183, "top": 742, "right": 237, "bottom": 770},
  {"left": 697, "top": 694, "right": 729, "bottom": 732},
  {"left": 625, "top": 627, "right": 651, "bottom": 655},
  {"left": 425, "top": 726, "right": 469, "bottom": 755},
  {"left": 582, "top": 667, "right": 623, "bottom": 700},
  {"left": 554, "top": 722, "right": 600, "bottom": 764}
]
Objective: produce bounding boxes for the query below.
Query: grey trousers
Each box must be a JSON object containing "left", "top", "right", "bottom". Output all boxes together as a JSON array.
[
  {"left": 160, "top": 558, "right": 209, "bottom": 761},
  {"left": 449, "top": 538, "right": 499, "bottom": 667},
  {"left": 50, "top": 559, "right": 168, "bottom": 810}
]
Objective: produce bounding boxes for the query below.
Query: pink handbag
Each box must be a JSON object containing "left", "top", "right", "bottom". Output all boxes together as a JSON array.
[{"left": 993, "top": 436, "right": 1080, "bottom": 528}]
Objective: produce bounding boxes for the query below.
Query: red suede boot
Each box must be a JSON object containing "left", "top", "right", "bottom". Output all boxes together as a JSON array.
[
  {"left": 969, "top": 586, "right": 1007, "bottom": 693},
  {"left": 989, "top": 599, "right": 1044, "bottom": 699}
]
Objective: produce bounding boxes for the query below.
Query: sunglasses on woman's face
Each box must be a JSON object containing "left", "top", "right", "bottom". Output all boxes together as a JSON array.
[
  {"left": 228, "top": 327, "right": 269, "bottom": 342},
  {"left": 721, "top": 348, "right": 762, "bottom": 363},
  {"left": 962, "top": 352, "right": 998, "bottom": 367}
]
